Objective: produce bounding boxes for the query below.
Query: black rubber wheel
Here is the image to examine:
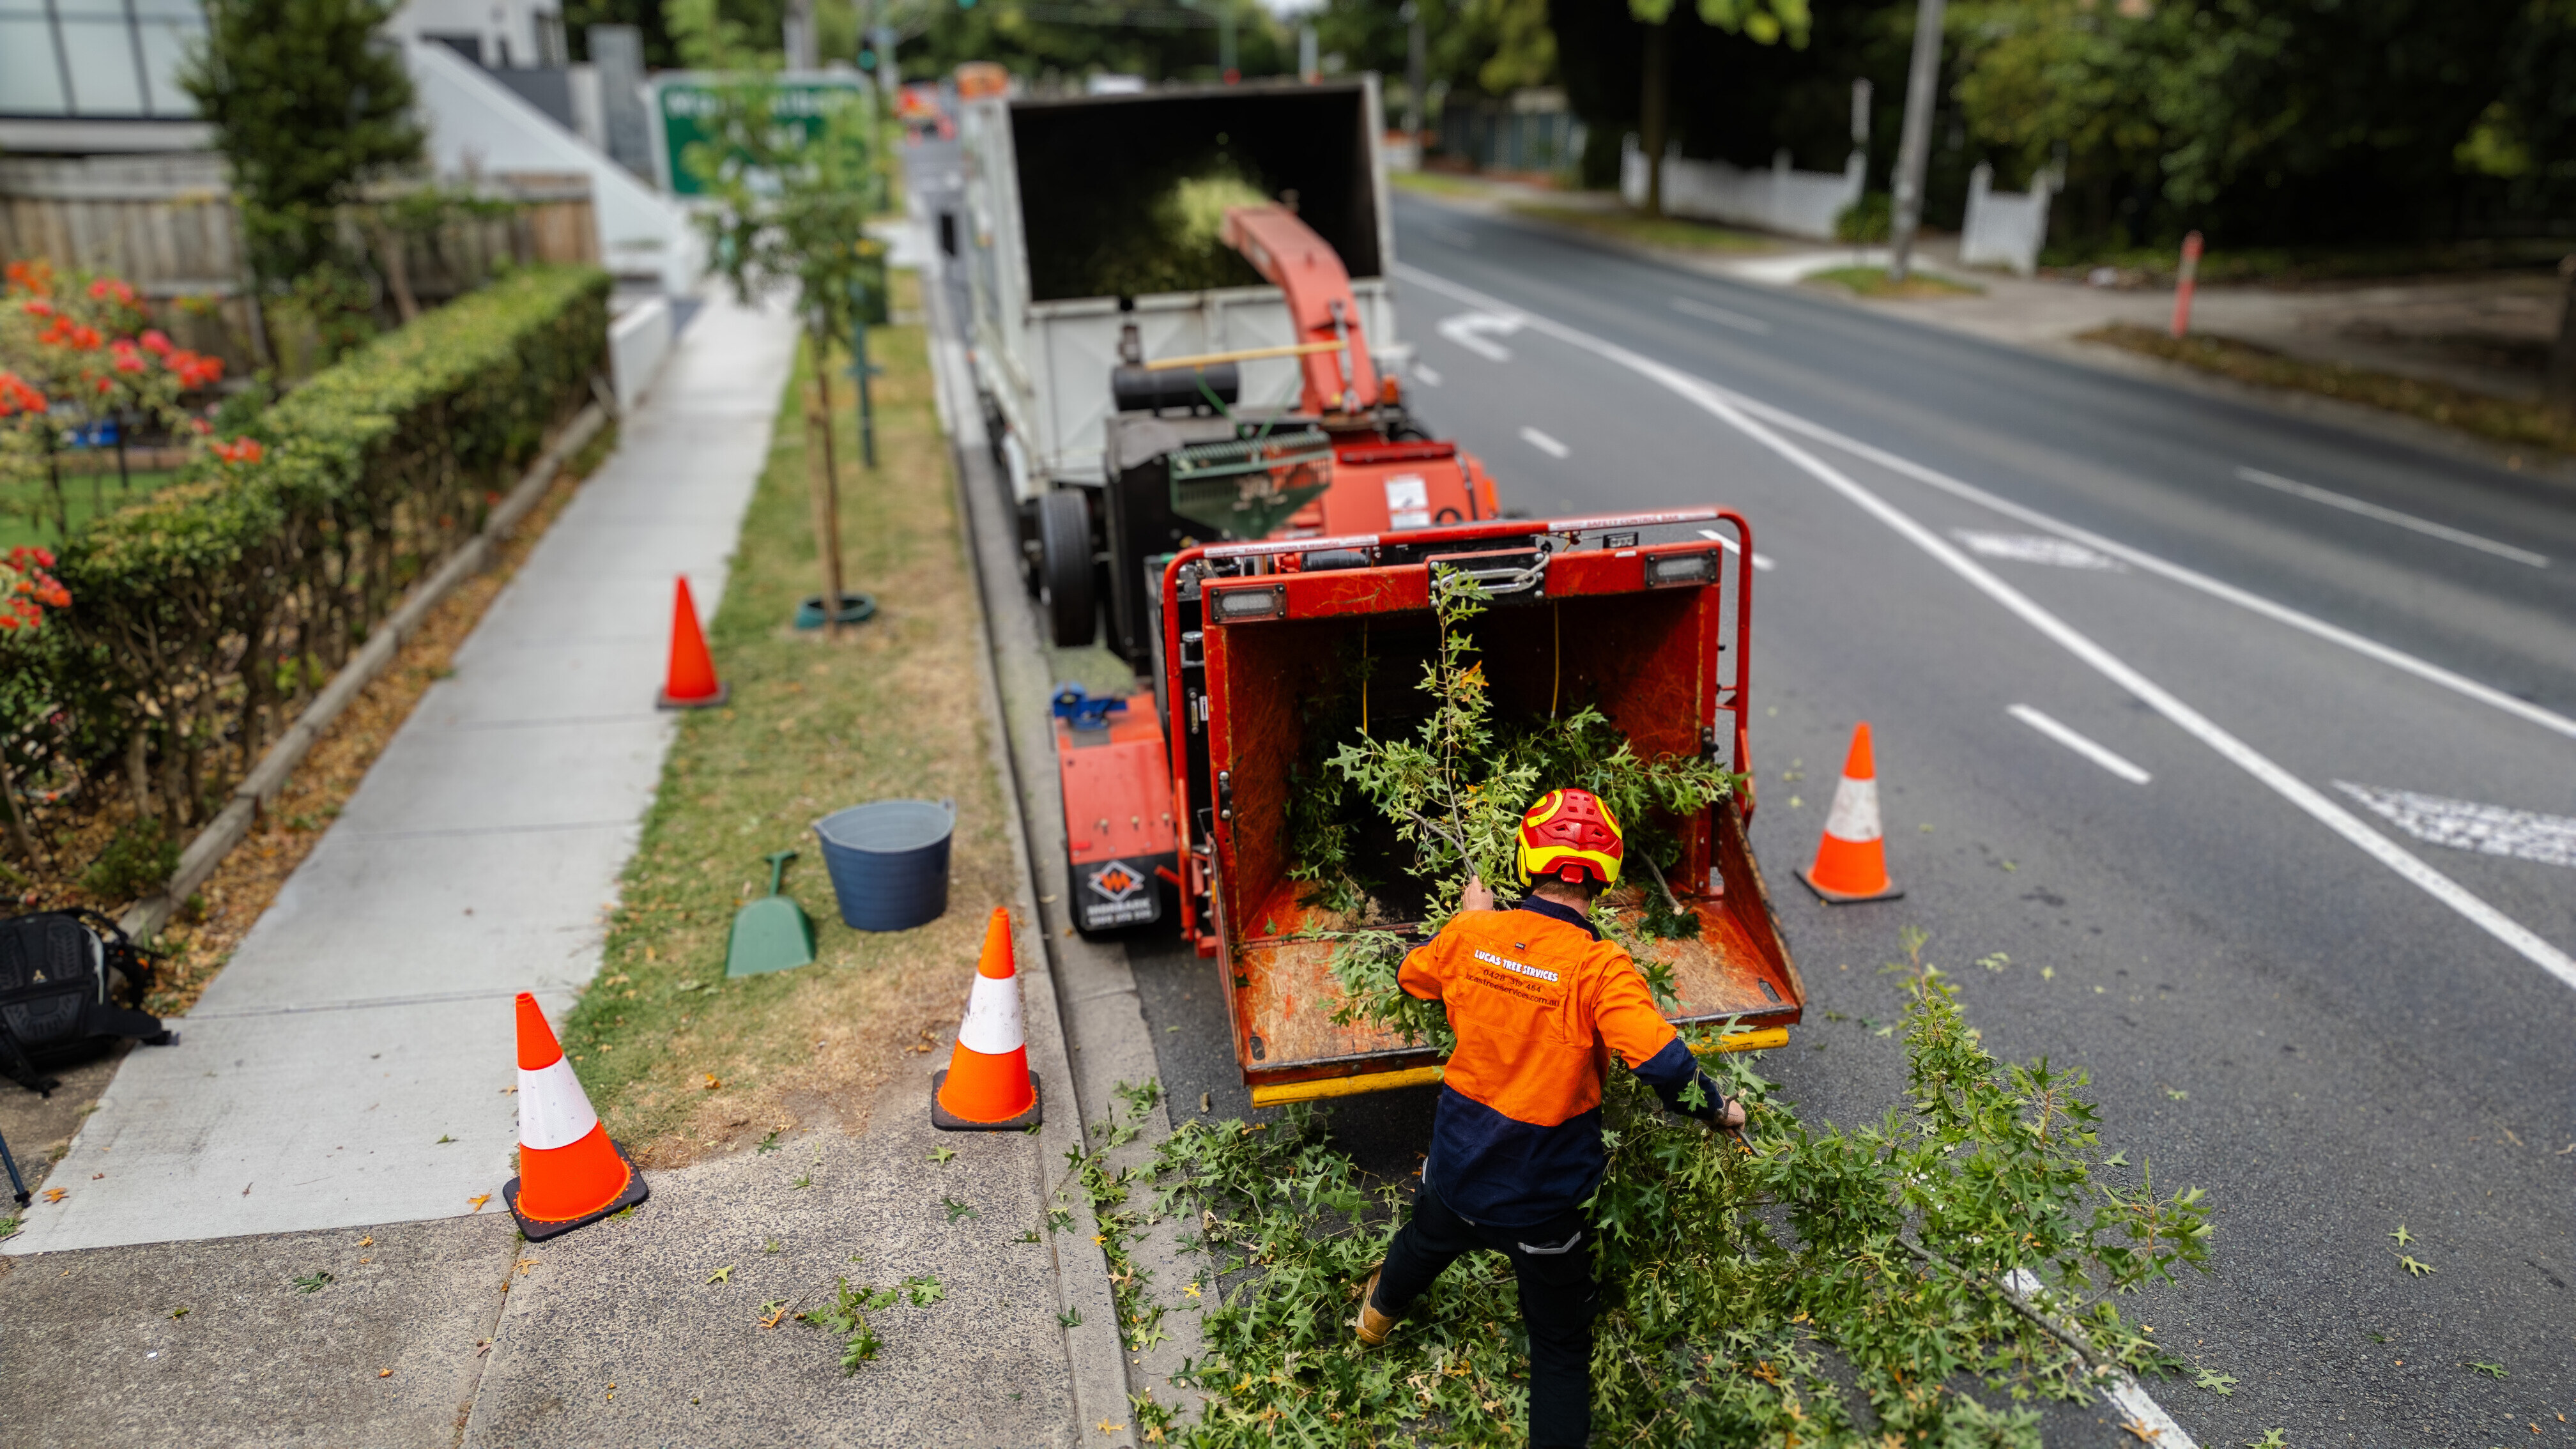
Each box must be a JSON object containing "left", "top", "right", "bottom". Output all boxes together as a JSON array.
[{"left": 1037, "top": 489, "right": 1097, "bottom": 648}]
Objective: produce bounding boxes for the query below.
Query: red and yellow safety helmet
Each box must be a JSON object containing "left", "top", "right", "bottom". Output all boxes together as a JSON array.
[{"left": 1516, "top": 788, "right": 1624, "bottom": 888}]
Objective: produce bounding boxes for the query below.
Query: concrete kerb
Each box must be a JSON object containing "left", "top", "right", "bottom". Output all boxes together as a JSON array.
[
  {"left": 924, "top": 272, "right": 1153, "bottom": 1446},
  {"left": 927, "top": 268, "right": 1205, "bottom": 1433}
]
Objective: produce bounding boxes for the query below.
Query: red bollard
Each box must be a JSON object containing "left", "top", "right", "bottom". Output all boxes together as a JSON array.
[{"left": 2170, "top": 231, "right": 2205, "bottom": 339}]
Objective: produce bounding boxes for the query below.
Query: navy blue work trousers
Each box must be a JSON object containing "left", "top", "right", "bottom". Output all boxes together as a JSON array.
[{"left": 1370, "top": 1183, "right": 1599, "bottom": 1449}]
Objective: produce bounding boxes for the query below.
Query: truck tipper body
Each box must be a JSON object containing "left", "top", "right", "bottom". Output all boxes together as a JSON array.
[{"left": 956, "top": 78, "right": 1402, "bottom": 509}]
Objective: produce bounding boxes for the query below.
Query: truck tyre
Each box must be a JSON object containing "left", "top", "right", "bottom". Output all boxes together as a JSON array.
[{"left": 1038, "top": 489, "right": 1097, "bottom": 648}]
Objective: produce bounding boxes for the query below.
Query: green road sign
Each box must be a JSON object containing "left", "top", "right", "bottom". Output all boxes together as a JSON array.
[{"left": 647, "top": 71, "right": 874, "bottom": 197}]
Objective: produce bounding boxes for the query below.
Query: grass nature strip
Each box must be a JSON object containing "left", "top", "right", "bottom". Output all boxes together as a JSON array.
[
  {"left": 559, "top": 271, "right": 1019, "bottom": 1166},
  {"left": 1138, "top": 952, "right": 2209, "bottom": 1448}
]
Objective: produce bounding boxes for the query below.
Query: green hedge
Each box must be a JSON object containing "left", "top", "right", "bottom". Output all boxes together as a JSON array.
[{"left": 38, "top": 264, "right": 609, "bottom": 830}]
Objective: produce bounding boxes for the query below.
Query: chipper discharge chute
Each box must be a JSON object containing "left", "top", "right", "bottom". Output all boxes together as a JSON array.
[
  {"left": 1041, "top": 199, "right": 1502, "bottom": 933},
  {"left": 1150, "top": 507, "right": 1804, "bottom": 1105}
]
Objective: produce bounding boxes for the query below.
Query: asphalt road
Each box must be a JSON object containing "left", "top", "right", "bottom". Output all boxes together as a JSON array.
[{"left": 917, "top": 148, "right": 2576, "bottom": 1446}]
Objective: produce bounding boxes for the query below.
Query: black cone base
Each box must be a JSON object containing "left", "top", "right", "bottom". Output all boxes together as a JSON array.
[
  {"left": 503, "top": 1140, "right": 651, "bottom": 1241},
  {"left": 930, "top": 1069, "right": 1043, "bottom": 1131},
  {"left": 656, "top": 682, "right": 730, "bottom": 710},
  {"left": 1797, "top": 868, "right": 1905, "bottom": 905}
]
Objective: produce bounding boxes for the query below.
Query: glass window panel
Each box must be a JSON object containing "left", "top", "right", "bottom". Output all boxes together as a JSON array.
[
  {"left": 137, "top": 15, "right": 200, "bottom": 115},
  {"left": 0, "top": 19, "right": 70, "bottom": 115},
  {"left": 60, "top": 16, "right": 146, "bottom": 114},
  {"left": 50, "top": 0, "right": 128, "bottom": 15}
]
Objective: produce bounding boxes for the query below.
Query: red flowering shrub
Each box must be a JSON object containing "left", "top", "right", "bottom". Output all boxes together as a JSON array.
[{"left": 2, "top": 260, "right": 240, "bottom": 533}]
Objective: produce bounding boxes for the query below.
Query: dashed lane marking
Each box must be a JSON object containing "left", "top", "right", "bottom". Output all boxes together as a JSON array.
[
  {"left": 1696, "top": 528, "right": 1777, "bottom": 571},
  {"left": 1520, "top": 427, "right": 1570, "bottom": 459},
  {"left": 1673, "top": 296, "right": 1774, "bottom": 335},
  {"left": 2235, "top": 466, "right": 2549, "bottom": 568},
  {"left": 1397, "top": 262, "right": 2576, "bottom": 997},
  {"left": 1412, "top": 363, "right": 1443, "bottom": 387},
  {"left": 1952, "top": 529, "right": 2123, "bottom": 570},
  {"left": 1404, "top": 273, "right": 2576, "bottom": 744},
  {"left": 2333, "top": 784, "right": 2576, "bottom": 869},
  {"left": 2009, "top": 705, "right": 2152, "bottom": 784}
]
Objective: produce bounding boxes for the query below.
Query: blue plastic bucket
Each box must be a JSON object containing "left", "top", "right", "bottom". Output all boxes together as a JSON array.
[{"left": 815, "top": 799, "right": 956, "bottom": 931}]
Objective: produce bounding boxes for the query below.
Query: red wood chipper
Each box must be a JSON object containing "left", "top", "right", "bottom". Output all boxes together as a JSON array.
[
  {"left": 1149, "top": 509, "right": 1804, "bottom": 1106},
  {"left": 1034, "top": 205, "right": 1802, "bottom": 1105}
]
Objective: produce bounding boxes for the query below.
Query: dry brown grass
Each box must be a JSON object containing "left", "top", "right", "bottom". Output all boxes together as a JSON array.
[{"left": 2083, "top": 321, "right": 2576, "bottom": 457}]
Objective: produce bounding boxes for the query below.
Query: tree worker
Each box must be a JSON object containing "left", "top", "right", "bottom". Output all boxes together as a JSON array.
[{"left": 1351, "top": 786, "right": 1746, "bottom": 1449}]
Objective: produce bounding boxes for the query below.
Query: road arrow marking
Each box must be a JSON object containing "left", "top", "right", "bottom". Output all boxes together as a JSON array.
[
  {"left": 2333, "top": 784, "right": 2576, "bottom": 869},
  {"left": 1953, "top": 530, "right": 2123, "bottom": 571},
  {"left": 1437, "top": 311, "right": 1523, "bottom": 362}
]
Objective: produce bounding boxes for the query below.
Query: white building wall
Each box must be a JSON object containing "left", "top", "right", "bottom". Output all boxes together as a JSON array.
[
  {"left": 1958, "top": 162, "right": 2055, "bottom": 277},
  {"left": 388, "top": 0, "right": 560, "bottom": 69},
  {"left": 1620, "top": 136, "right": 1864, "bottom": 243},
  {"left": 404, "top": 38, "right": 703, "bottom": 293}
]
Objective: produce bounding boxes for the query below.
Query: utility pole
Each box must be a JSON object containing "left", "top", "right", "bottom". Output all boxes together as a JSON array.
[
  {"left": 783, "top": 0, "right": 816, "bottom": 70},
  {"left": 1885, "top": 0, "right": 1945, "bottom": 282},
  {"left": 1298, "top": 24, "right": 1318, "bottom": 83},
  {"left": 1219, "top": 7, "right": 1238, "bottom": 81},
  {"left": 1402, "top": 1, "right": 1425, "bottom": 137}
]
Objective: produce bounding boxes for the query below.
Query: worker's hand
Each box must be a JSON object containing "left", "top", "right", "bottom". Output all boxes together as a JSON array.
[
  {"left": 1459, "top": 876, "right": 1494, "bottom": 913},
  {"left": 1719, "top": 1096, "right": 1747, "bottom": 1130}
]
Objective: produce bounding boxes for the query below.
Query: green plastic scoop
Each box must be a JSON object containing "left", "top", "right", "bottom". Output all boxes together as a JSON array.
[{"left": 726, "top": 850, "right": 816, "bottom": 977}]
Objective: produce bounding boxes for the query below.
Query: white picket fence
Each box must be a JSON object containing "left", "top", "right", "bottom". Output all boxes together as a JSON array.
[
  {"left": 1619, "top": 134, "right": 1864, "bottom": 242},
  {"left": 1959, "top": 162, "right": 2055, "bottom": 277}
]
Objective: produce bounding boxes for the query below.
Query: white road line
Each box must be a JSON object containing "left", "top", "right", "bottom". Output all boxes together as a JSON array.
[
  {"left": 2002, "top": 1270, "right": 2200, "bottom": 1449},
  {"left": 2009, "top": 705, "right": 2152, "bottom": 784},
  {"left": 1673, "top": 295, "right": 1774, "bottom": 335},
  {"left": 2235, "top": 466, "right": 2549, "bottom": 567},
  {"left": 1696, "top": 528, "right": 1777, "bottom": 571},
  {"left": 2333, "top": 783, "right": 2576, "bottom": 869},
  {"left": 1436, "top": 311, "right": 1522, "bottom": 362},
  {"left": 1423, "top": 222, "right": 1479, "bottom": 249},
  {"left": 1952, "top": 529, "right": 2122, "bottom": 571},
  {"left": 1413, "top": 363, "right": 1443, "bottom": 388},
  {"left": 1417, "top": 264, "right": 2576, "bottom": 746},
  {"left": 1399, "top": 262, "right": 2576, "bottom": 996},
  {"left": 1521, "top": 426, "right": 1571, "bottom": 459}
]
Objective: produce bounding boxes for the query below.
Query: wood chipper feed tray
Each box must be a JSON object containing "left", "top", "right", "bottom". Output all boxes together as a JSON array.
[{"left": 1153, "top": 509, "right": 1804, "bottom": 1103}]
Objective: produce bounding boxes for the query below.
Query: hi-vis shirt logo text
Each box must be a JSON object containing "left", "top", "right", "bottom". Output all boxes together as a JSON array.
[{"left": 1473, "top": 949, "right": 1558, "bottom": 984}]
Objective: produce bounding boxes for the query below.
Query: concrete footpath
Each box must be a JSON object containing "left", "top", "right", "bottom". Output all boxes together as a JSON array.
[
  {"left": 6, "top": 295, "right": 795, "bottom": 1255},
  {"left": 0, "top": 282, "right": 1115, "bottom": 1448}
]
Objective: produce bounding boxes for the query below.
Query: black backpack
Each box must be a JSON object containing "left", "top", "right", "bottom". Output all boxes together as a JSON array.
[{"left": 0, "top": 909, "right": 177, "bottom": 1096}]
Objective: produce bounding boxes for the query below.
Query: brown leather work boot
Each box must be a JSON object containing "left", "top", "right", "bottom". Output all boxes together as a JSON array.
[{"left": 1354, "top": 1262, "right": 1396, "bottom": 1346}]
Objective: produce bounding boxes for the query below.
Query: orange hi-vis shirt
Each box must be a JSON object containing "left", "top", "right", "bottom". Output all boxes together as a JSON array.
[{"left": 1398, "top": 896, "right": 1722, "bottom": 1226}]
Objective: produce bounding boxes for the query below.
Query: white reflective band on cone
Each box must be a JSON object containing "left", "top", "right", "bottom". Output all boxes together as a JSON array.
[
  {"left": 957, "top": 972, "right": 1024, "bottom": 1055},
  {"left": 1823, "top": 777, "right": 1882, "bottom": 843},
  {"left": 519, "top": 1056, "right": 602, "bottom": 1152}
]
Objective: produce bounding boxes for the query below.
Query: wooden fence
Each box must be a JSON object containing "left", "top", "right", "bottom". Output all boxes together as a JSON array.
[{"left": 0, "top": 153, "right": 599, "bottom": 375}]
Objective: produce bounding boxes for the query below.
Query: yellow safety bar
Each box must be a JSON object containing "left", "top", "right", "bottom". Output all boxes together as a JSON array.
[
  {"left": 1142, "top": 340, "right": 1346, "bottom": 371},
  {"left": 1246, "top": 1027, "right": 1789, "bottom": 1108}
]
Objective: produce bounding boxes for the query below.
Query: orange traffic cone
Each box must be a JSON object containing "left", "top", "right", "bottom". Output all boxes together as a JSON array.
[
  {"left": 503, "top": 993, "right": 648, "bottom": 1240},
  {"left": 932, "top": 908, "right": 1043, "bottom": 1131},
  {"left": 1800, "top": 723, "right": 1904, "bottom": 903},
  {"left": 657, "top": 576, "right": 728, "bottom": 709}
]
